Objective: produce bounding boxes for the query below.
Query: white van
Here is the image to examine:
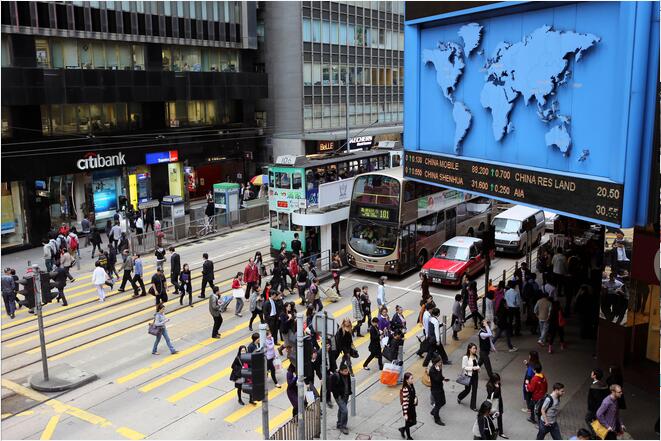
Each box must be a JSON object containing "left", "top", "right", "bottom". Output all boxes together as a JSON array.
[{"left": 491, "top": 205, "right": 545, "bottom": 255}]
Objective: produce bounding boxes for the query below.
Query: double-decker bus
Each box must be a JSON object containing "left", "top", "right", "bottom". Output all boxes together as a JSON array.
[
  {"left": 346, "top": 168, "right": 492, "bottom": 274},
  {"left": 268, "top": 149, "right": 398, "bottom": 255}
]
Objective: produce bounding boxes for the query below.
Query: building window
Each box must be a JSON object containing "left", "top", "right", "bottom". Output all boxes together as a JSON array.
[
  {"left": 1, "top": 106, "right": 10, "bottom": 138},
  {"left": 40, "top": 103, "right": 135, "bottom": 135},
  {"left": 340, "top": 22, "right": 347, "bottom": 45},
  {"left": 303, "top": 18, "right": 311, "bottom": 42},
  {"left": 348, "top": 24, "right": 355, "bottom": 45},
  {"left": 162, "top": 47, "right": 172, "bottom": 70},
  {"left": 370, "top": 27, "right": 378, "bottom": 47},
  {"left": 1, "top": 35, "right": 10, "bottom": 67},
  {"left": 312, "top": 19, "right": 321, "bottom": 43},
  {"left": 322, "top": 20, "right": 330, "bottom": 44},
  {"left": 303, "top": 63, "right": 312, "bottom": 86},
  {"left": 132, "top": 45, "right": 144, "bottom": 70},
  {"left": 35, "top": 38, "right": 51, "bottom": 68},
  {"left": 166, "top": 100, "right": 218, "bottom": 127},
  {"left": 331, "top": 22, "right": 338, "bottom": 44},
  {"left": 322, "top": 65, "right": 330, "bottom": 85}
]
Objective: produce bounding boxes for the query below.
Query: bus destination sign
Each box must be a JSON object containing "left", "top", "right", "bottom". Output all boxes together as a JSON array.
[
  {"left": 358, "top": 207, "right": 393, "bottom": 221},
  {"left": 404, "top": 151, "right": 624, "bottom": 225}
]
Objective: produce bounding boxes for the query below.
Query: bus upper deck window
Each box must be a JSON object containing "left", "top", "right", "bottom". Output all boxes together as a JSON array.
[
  {"left": 292, "top": 172, "right": 302, "bottom": 189},
  {"left": 276, "top": 172, "right": 291, "bottom": 189}
]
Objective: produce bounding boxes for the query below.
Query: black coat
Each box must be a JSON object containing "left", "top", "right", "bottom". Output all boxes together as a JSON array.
[
  {"left": 202, "top": 260, "right": 214, "bottom": 279},
  {"left": 230, "top": 357, "right": 243, "bottom": 386},
  {"left": 331, "top": 372, "right": 352, "bottom": 400},
  {"left": 368, "top": 325, "right": 381, "bottom": 355},
  {"left": 335, "top": 329, "right": 353, "bottom": 356},
  {"left": 170, "top": 253, "right": 181, "bottom": 275},
  {"left": 429, "top": 366, "right": 446, "bottom": 393},
  {"left": 587, "top": 380, "right": 610, "bottom": 418}
]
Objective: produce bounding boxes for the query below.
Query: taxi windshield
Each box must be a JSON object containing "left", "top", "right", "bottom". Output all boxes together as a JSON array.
[{"left": 434, "top": 244, "right": 469, "bottom": 261}]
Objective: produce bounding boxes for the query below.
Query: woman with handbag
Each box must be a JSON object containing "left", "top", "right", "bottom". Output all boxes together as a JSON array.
[
  {"left": 458, "top": 342, "right": 480, "bottom": 411},
  {"left": 398, "top": 372, "right": 418, "bottom": 440},
  {"left": 254, "top": 251, "right": 266, "bottom": 286},
  {"left": 278, "top": 302, "right": 296, "bottom": 360},
  {"left": 335, "top": 318, "right": 356, "bottom": 375},
  {"left": 486, "top": 373, "right": 508, "bottom": 439},
  {"left": 264, "top": 330, "right": 281, "bottom": 388},
  {"left": 331, "top": 253, "right": 342, "bottom": 295},
  {"left": 473, "top": 400, "right": 498, "bottom": 440},
  {"left": 151, "top": 303, "right": 178, "bottom": 355},
  {"left": 286, "top": 364, "right": 299, "bottom": 418},
  {"left": 429, "top": 355, "right": 449, "bottom": 426},
  {"left": 232, "top": 272, "right": 245, "bottom": 317},
  {"left": 230, "top": 345, "right": 250, "bottom": 405},
  {"left": 352, "top": 288, "right": 365, "bottom": 337}
]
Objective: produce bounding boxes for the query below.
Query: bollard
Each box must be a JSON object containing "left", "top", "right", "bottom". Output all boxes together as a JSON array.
[
  {"left": 397, "top": 343, "right": 404, "bottom": 384},
  {"left": 350, "top": 375, "right": 356, "bottom": 417},
  {"left": 33, "top": 265, "right": 49, "bottom": 382},
  {"left": 441, "top": 315, "right": 447, "bottom": 346},
  {"left": 259, "top": 324, "right": 269, "bottom": 440},
  {"left": 296, "top": 313, "right": 305, "bottom": 440},
  {"left": 502, "top": 269, "right": 507, "bottom": 283}
]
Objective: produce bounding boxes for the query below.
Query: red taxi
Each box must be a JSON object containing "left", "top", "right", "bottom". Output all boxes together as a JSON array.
[{"left": 421, "top": 236, "right": 489, "bottom": 286}]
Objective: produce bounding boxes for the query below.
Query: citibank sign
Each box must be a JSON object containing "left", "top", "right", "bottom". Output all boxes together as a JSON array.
[{"left": 77, "top": 152, "right": 126, "bottom": 170}]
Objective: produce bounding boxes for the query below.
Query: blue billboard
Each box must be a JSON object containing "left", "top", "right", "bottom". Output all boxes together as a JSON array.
[{"left": 404, "top": 1, "right": 658, "bottom": 227}]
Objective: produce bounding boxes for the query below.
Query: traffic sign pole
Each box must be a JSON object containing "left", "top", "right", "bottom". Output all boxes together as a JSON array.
[{"left": 33, "top": 264, "right": 49, "bottom": 382}]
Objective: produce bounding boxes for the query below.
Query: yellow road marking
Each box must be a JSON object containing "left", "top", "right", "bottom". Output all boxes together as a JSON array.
[
  {"left": 255, "top": 407, "right": 295, "bottom": 434},
  {"left": 40, "top": 414, "right": 61, "bottom": 440},
  {"left": 115, "top": 427, "right": 146, "bottom": 440},
  {"left": 26, "top": 279, "right": 232, "bottom": 354},
  {"left": 16, "top": 410, "right": 35, "bottom": 416},
  {"left": 1, "top": 379, "right": 144, "bottom": 440},
  {"left": 221, "top": 305, "right": 385, "bottom": 423},
  {"left": 1, "top": 413, "right": 12, "bottom": 418}
]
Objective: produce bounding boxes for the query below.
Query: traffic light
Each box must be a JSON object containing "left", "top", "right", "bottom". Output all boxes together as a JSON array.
[
  {"left": 303, "top": 336, "right": 314, "bottom": 381},
  {"left": 17, "top": 276, "right": 35, "bottom": 310},
  {"left": 39, "top": 271, "right": 58, "bottom": 304},
  {"left": 240, "top": 350, "right": 265, "bottom": 402}
]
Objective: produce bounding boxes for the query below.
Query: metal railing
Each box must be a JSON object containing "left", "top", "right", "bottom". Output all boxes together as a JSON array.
[
  {"left": 269, "top": 400, "right": 321, "bottom": 440},
  {"left": 299, "top": 250, "right": 332, "bottom": 277},
  {"left": 128, "top": 204, "right": 269, "bottom": 255}
]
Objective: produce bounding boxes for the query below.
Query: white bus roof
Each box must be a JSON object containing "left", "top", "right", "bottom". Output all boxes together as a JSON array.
[{"left": 493, "top": 204, "right": 541, "bottom": 220}]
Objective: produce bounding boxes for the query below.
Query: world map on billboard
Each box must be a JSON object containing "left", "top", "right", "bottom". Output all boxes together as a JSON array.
[{"left": 422, "top": 23, "right": 599, "bottom": 159}]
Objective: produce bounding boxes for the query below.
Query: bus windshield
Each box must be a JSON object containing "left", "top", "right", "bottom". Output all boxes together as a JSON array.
[
  {"left": 351, "top": 175, "right": 400, "bottom": 206},
  {"left": 434, "top": 244, "right": 469, "bottom": 261},
  {"left": 493, "top": 218, "right": 521, "bottom": 234},
  {"left": 348, "top": 219, "right": 397, "bottom": 257}
]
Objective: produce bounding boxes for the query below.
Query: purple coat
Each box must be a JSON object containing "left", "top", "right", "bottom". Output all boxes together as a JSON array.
[{"left": 286, "top": 371, "right": 298, "bottom": 407}]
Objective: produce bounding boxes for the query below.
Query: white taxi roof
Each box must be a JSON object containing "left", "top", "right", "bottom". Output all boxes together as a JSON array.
[{"left": 443, "top": 236, "right": 482, "bottom": 248}]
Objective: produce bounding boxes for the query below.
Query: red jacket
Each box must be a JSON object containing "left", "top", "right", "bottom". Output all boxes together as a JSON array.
[
  {"left": 527, "top": 373, "right": 548, "bottom": 401},
  {"left": 288, "top": 259, "right": 299, "bottom": 277},
  {"left": 244, "top": 263, "right": 259, "bottom": 283}
]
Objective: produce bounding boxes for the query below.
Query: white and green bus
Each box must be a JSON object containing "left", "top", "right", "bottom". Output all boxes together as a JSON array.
[{"left": 268, "top": 149, "right": 398, "bottom": 256}]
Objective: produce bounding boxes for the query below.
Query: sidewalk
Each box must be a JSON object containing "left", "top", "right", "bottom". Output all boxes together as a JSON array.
[{"left": 327, "top": 321, "right": 657, "bottom": 440}]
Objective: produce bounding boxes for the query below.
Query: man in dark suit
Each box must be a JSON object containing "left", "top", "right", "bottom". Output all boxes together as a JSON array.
[
  {"left": 263, "top": 291, "right": 282, "bottom": 345},
  {"left": 169, "top": 247, "right": 181, "bottom": 295},
  {"left": 199, "top": 253, "right": 215, "bottom": 299}
]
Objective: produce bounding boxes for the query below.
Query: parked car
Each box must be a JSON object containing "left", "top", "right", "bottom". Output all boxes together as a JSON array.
[
  {"left": 544, "top": 210, "right": 559, "bottom": 231},
  {"left": 421, "top": 236, "right": 490, "bottom": 287},
  {"left": 492, "top": 205, "right": 545, "bottom": 255}
]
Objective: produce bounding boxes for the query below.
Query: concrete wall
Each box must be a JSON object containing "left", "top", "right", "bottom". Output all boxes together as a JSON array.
[
  {"left": 263, "top": 2, "right": 303, "bottom": 141},
  {"left": 272, "top": 137, "right": 305, "bottom": 157}
]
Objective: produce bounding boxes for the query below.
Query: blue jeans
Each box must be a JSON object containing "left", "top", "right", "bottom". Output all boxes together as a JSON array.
[
  {"left": 2, "top": 292, "right": 16, "bottom": 316},
  {"left": 44, "top": 258, "right": 53, "bottom": 272},
  {"left": 335, "top": 397, "right": 348, "bottom": 429},
  {"left": 152, "top": 327, "right": 176, "bottom": 354},
  {"left": 536, "top": 421, "right": 561, "bottom": 440}
]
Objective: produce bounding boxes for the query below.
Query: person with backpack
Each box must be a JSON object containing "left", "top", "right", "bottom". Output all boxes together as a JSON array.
[
  {"left": 535, "top": 383, "right": 565, "bottom": 440},
  {"left": 51, "top": 265, "right": 69, "bottom": 306},
  {"left": 110, "top": 221, "right": 122, "bottom": 249},
  {"left": 178, "top": 263, "right": 193, "bottom": 307},
  {"left": 248, "top": 285, "right": 264, "bottom": 331},
  {"left": 117, "top": 250, "right": 138, "bottom": 294},
  {"left": 43, "top": 238, "right": 56, "bottom": 272},
  {"left": 117, "top": 233, "right": 129, "bottom": 261},
  {"left": 527, "top": 364, "right": 548, "bottom": 424},
  {"left": 67, "top": 228, "right": 80, "bottom": 259},
  {"left": 59, "top": 249, "right": 76, "bottom": 282},
  {"left": 486, "top": 373, "right": 508, "bottom": 438}
]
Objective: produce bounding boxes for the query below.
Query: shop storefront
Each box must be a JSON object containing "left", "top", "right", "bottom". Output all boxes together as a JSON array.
[{"left": 1, "top": 181, "right": 27, "bottom": 250}]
